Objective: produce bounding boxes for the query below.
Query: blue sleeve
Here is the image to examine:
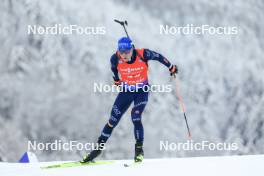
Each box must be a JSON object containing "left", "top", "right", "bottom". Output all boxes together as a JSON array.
[
  {"left": 110, "top": 54, "right": 119, "bottom": 81},
  {"left": 143, "top": 49, "right": 172, "bottom": 68}
]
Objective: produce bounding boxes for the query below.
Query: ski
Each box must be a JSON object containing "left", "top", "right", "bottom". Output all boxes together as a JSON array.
[{"left": 41, "top": 160, "right": 115, "bottom": 169}]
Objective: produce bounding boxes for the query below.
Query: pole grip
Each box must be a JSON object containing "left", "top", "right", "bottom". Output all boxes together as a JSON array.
[{"left": 114, "top": 19, "right": 127, "bottom": 26}]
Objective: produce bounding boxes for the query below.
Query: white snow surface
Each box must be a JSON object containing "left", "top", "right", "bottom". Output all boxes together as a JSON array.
[{"left": 0, "top": 155, "right": 263, "bottom": 176}]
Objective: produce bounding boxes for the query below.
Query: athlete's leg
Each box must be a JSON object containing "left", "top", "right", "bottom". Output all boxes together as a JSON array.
[
  {"left": 98, "top": 91, "right": 133, "bottom": 142},
  {"left": 82, "top": 91, "right": 134, "bottom": 162},
  {"left": 131, "top": 89, "right": 149, "bottom": 162},
  {"left": 131, "top": 90, "right": 149, "bottom": 143}
]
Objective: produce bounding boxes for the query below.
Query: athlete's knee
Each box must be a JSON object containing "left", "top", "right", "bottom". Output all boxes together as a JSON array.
[
  {"left": 107, "top": 122, "right": 114, "bottom": 128},
  {"left": 108, "top": 115, "right": 119, "bottom": 128},
  {"left": 131, "top": 108, "right": 143, "bottom": 117},
  {"left": 131, "top": 112, "right": 142, "bottom": 126}
]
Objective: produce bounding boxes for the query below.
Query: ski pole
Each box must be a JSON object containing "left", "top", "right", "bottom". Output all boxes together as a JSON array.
[
  {"left": 114, "top": 19, "right": 130, "bottom": 38},
  {"left": 114, "top": 19, "right": 136, "bottom": 49},
  {"left": 173, "top": 75, "right": 192, "bottom": 139}
]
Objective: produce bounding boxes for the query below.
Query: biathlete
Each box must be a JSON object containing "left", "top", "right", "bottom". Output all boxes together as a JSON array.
[{"left": 81, "top": 37, "right": 178, "bottom": 163}]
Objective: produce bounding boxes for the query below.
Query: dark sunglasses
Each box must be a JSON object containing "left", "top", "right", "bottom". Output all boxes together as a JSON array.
[{"left": 119, "top": 49, "right": 131, "bottom": 55}]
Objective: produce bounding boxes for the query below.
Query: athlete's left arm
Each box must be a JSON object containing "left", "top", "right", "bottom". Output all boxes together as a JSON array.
[
  {"left": 143, "top": 49, "right": 177, "bottom": 73},
  {"left": 144, "top": 49, "right": 174, "bottom": 66}
]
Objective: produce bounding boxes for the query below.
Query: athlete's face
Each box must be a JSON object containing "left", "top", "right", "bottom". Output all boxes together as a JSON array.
[{"left": 119, "top": 48, "right": 133, "bottom": 62}]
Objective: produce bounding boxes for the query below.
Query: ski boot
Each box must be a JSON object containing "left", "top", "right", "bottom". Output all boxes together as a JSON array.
[
  {"left": 134, "top": 142, "right": 144, "bottom": 162},
  {"left": 81, "top": 139, "right": 105, "bottom": 163}
]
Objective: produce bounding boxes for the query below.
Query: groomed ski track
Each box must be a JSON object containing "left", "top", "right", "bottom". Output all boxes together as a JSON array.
[{"left": 1, "top": 155, "right": 263, "bottom": 176}]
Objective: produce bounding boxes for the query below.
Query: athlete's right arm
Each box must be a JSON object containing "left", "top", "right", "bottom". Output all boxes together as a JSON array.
[{"left": 110, "top": 54, "right": 120, "bottom": 85}]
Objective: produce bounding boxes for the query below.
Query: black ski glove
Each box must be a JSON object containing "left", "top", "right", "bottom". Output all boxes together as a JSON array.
[
  {"left": 113, "top": 77, "right": 121, "bottom": 86},
  {"left": 169, "top": 64, "right": 178, "bottom": 76}
]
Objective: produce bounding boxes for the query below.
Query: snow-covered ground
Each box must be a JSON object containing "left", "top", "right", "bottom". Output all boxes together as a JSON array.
[{"left": 1, "top": 155, "right": 263, "bottom": 176}]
